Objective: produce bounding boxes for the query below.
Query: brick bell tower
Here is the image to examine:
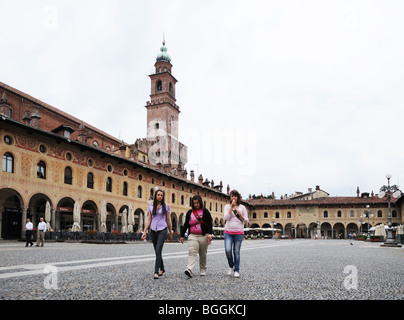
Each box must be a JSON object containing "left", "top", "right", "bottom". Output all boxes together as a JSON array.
[{"left": 145, "top": 41, "right": 187, "bottom": 172}]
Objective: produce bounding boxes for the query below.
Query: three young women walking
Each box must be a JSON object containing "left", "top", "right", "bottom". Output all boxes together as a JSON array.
[
  {"left": 141, "top": 189, "right": 173, "bottom": 279},
  {"left": 180, "top": 195, "right": 213, "bottom": 278},
  {"left": 142, "top": 189, "right": 248, "bottom": 280},
  {"left": 223, "top": 190, "right": 249, "bottom": 278}
]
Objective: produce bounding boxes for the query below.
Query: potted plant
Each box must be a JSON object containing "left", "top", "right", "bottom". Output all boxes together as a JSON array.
[
  {"left": 356, "top": 234, "right": 366, "bottom": 240},
  {"left": 370, "top": 235, "right": 382, "bottom": 242}
]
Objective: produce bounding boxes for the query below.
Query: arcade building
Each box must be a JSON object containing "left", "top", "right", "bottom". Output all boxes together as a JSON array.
[{"left": 1, "top": 42, "right": 403, "bottom": 240}]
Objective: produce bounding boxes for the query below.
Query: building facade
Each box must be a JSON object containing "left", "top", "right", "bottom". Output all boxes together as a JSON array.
[
  {"left": 0, "top": 43, "right": 229, "bottom": 240},
  {"left": 1, "top": 42, "right": 403, "bottom": 240},
  {"left": 248, "top": 187, "right": 403, "bottom": 239}
]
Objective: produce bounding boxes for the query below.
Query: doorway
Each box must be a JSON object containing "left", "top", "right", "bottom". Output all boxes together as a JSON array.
[{"left": 1, "top": 208, "right": 22, "bottom": 239}]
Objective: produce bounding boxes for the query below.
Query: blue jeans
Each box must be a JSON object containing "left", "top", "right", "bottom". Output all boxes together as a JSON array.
[
  {"left": 224, "top": 233, "right": 244, "bottom": 272},
  {"left": 151, "top": 228, "right": 167, "bottom": 274}
]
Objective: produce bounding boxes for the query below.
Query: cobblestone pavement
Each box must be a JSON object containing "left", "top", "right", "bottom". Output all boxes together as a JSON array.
[{"left": 0, "top": 238, "right": 403, "bottom": 301}]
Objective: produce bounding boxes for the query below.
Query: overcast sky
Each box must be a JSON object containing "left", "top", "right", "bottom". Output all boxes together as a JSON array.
[{"left": 1, "top": 0, "right": 404, "bottom": 199}]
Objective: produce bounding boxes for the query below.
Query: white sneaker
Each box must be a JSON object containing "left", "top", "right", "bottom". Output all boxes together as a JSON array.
[
  {"left": 200, "top": 271, "right": 206, "bottom": 276},
  {"left": 234, "top": 271, "right": 240, "bottom": 278},
  {"left": 228, "top": 268, "right": 233, "bottom": 276}
]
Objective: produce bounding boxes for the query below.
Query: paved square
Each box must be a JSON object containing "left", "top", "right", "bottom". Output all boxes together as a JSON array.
[{"left": 0, "top": 239, "right": 403, "bottom": 300}]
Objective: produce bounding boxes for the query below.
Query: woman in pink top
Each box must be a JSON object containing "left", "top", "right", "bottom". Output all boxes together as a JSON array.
[
  {"left": 180, "top": 195, "right": 213, "bottom": 278},
  {"left": 224, "top": 190, "right": 248, "bottom": 278}
]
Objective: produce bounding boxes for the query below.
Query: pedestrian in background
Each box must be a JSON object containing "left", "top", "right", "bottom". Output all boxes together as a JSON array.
[
  {"left": 181, "top": 195, "right": 213, "bottom": 278},
  {"left": 141, "top": 189, "right": 173, "bottom": 279},
  {"left": 223, "top": 190, "right": 249, "bottom": 278},
  {"left": 36, "top": 217, "right": 47, "bottom": 247},
  {"left": 24, "top": 218, "right": 33, "bottom": 247}
]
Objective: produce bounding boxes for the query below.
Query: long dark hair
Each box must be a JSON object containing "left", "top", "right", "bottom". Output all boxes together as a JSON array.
[
  {"left": 191, "top": 195, "right": 204, "bottom": 211},
  {"left": 229, "top": 189, "right": 241, "bottom": 206},
  {"left": 152, "top": 189, "right": 167, "bottom": 216}
]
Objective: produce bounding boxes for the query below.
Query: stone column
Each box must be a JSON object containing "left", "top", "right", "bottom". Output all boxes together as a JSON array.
[
  {"left": 0, "top": 204, "right": 3, "bottom": 239},
  {"left": 21, "top": 206, "right": 28, "bottom": 239},
  {"left": 51, "top": 208, "right": 56, "bottom": 230}
]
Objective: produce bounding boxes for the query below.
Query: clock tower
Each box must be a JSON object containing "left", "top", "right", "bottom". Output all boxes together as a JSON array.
[{"left": 144, "top": 41, "right": 187, "bottom": 172}]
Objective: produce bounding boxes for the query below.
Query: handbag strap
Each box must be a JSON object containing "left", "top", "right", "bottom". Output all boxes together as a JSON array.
[{"left": 192, "top": 210, "right": 208, "bottom": 226}]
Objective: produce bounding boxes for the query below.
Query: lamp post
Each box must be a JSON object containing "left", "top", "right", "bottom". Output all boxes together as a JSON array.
[
  {"left": 379, "top": 174, "right": 402, "bottom": 247},
  {"left": 271, "top": 218, "right": 277, "bottom": 239},
  {"left": 358, "top": 217, "right": 364, "bottom": 234},
  {"left": 363, "top": 205, "right": 374, "bottom": 241}
]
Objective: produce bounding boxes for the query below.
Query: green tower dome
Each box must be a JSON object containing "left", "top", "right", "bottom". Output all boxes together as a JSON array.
[{"left": 156, "top": 41, "right": 171, "bottom": 63}]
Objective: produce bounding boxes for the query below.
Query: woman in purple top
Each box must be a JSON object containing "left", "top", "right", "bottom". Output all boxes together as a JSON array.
[{"left": 142, "top": 189, "right": 173, "bottom": 279}]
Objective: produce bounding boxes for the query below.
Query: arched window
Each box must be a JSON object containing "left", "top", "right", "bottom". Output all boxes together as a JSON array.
[
  {"left": 137, "top": 186, "right": 142, "bottom": 198},
  {"left": 264, "top": 212, "right": 268, "bottom": 218},
  {"left": 106, "top": 177, "right": 112, "bottom": 192},
  {"left": 323, "top": 211, "right": 328, "bottom": 218},
  {"left": 2, "top": 152, "right": 14, "bottom": 173},
  {"left": 87, "top": 172, "right": 94, "bottom": 189},
  {"left": 123, "top": 182, "right": 128, "bottom": 196},
  {"left": 275, "top": 212, "right": 280, "bottom": 219},
  {"left": 64, "top": 166, "right": 72, "bottom": 184},
  {"left": 37, "top": 161, "right": 46, "bottom": 179},
  {"left": 171, "top": 193, "right": 175, "bottom": 203},
  {"left": 169, "top": 82, "right": 173, "bottom": 95},
  {"left": 287, "top": 212, "right": 292, "bottom": 218},
  {"left": 150, "top": 188, "right": 154, "bottom": 199},
  {"left": 156, "top": 80, "right": 162, "bottom": 92}
]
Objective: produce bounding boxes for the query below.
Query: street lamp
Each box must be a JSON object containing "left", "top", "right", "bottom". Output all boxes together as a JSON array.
[
  {"left": 378, "top": 174, "right": 402, "bottom": 247},
  {"left": 362, "top": 205, "right": 374, "bottom": 241},
  {"left": 271, "top": 218, "right": 277, "bottom": 239},
  {"left": 358, "top": 217, "right": 364, "bottom": 234}
]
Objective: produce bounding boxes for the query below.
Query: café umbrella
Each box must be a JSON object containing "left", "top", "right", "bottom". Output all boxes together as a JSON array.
[
  {"left": 71, "top": 201, "right": 81, "bottom": 232},
  {"left": 139, "top": 211, "right": 144, "bottom": 232},
  {"left": 45, "top": 201, "right": 51, "bottom": 231},
  {"left": 374, "top": 224, "right": 386, "bottom": 238},
  {"left": 100, "top": 200, "right": 107, "bottom": 233},
  {"left": 121, "top": 208, "right": 128, "bottom": 233},
  {"left": 127, "top": 204, "right": 134, "bottom": 233}
]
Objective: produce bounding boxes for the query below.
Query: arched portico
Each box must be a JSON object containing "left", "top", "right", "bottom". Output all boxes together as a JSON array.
[
  {"left": 333, "top": 222, "right": 345, "bottom": 239},
  {"left": 56, "top": 197, "right": 75, "bottom": 231},
  {"left": 347, "top": 223, "right": 359, "bottom": 237},
  {"left": 296, "top": 223, "right": 308, "bottom": 238},
  {"left": 0, "top": 188, "right": 24, "bottom": 239},
  {"left": 29, "top": 193, "right": 53, "bottom": 229},
  {"left": 321, "top": 222, "right": 332, "bottom": 239},
  {"left": 82, "top": 200, "right": 98, "bottom": 231},
  {"left": 171, "top": 212, "right": 179, "bottom": 234},
  {"left": 106, "top": 203, "right": 117, "bottom": 232},
  {"left": 308, "top": 222, "right": 318, "bottom": 239},
  {"left": 135, "top": 208, "right": 145, "bottom": 232}
]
